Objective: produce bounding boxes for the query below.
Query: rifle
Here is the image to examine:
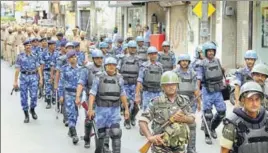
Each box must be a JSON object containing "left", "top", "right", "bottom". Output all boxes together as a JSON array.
[
  {"left": 81, "top": 101, "right": 98, "bottom": 139},
  {"left": 139, "top": 93, "right": 202, "bottom": 153}
]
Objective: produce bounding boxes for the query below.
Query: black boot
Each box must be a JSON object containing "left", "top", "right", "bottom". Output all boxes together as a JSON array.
[
  {"left": 52, "top": 97, "right": 56, "bottom": 105},
  {"left": 130, "top": 104, "right": 139, "bottom": 126},
  {"left": 45, "top": 96, "right": 52, "bottom": 109},
  {"left": 46, "top": 102, "right": 51, "bottom": 109},
  {"left": 30, "top": 108, "right": 38, "bottom": 120},
  {"left": 205, "top": 135, "right": 212, "bottom": 145},
  {"left": 124, "top": 119, "right": 131, "bottom": 129},
  {"left": 70, "top": 127, "right": 79, "bottom": 144},
  {"left": 84, "top": 120, "right": 93, "bottom": 148},
  {"left": 24, "top": 111, "right": 30, "bottom": 123}
]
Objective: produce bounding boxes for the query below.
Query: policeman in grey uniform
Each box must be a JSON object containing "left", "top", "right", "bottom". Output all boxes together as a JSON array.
[
  {"left": 220, "top": 81, "right": 268, "bottom": 153},
  {"left": 136, "top": 36, "right": 148, "bottom": 62},
  {"left": 157, "top": 41, "right": 176, "bottom": 72}
]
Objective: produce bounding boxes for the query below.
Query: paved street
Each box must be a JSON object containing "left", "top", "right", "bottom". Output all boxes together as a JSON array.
[{"left": 1, "top": 60, "right": 234, "bottom": 153}]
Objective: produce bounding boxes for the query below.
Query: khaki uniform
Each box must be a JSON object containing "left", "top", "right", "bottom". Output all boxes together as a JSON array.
[
  {"left": 14, "top": 32, "right": 26, "bottom": 55},
  {"left": 1, "top": 29, "right": 7, "bottom": 59},
  {"left": 5, "top": 33, "right": 16, "bottom": 65},
  {"left": 79, "top": 39, "right": 89, "bottom": 53},
  {"left": 72, "top": 35, "right": 80, "bottom": 42}
]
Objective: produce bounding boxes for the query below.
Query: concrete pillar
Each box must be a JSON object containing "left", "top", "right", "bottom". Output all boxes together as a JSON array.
[{"left": 165, "top": 7, "right": 171, "bottom": 42}]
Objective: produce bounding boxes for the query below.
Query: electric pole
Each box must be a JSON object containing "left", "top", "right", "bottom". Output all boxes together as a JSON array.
[{"left": 200, "top": 0, "right": 209, "bottom": 43}]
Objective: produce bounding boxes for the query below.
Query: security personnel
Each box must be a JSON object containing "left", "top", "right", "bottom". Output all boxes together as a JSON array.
[
  {"left": 112, "top": 38, "right": 124, "bottom": 56},
  {"left": 56, "top": 32, "right": 66, "bottom": 49},
  {"left": 234, "top": 50, "right": 258, "bottom": 107},
  {"left": 158, "top": 41, "right": 176, "bottom": 72},
  {"left": 31, "top": 38, "right": 40, "bottom": 56},
  {"left": 72, "top": 28, "right": 80, "bottom": 42},
  {"left": 191, "top": 45, "right": 204, "bottom": 72},
  {"left": 220, "top": 81, "right": 268, "bottom": 153},
  {"left": 56, "top": 42, "right": 75, "bottom": 126},
  {"left": 41, "top": 40, "right": 57, "bottom": 109},
  {"left": 1, "top": 24, "right": 7, "bottom": 59},
  {"left": 104, "top": 38, "right": 115, "bottom": 57},
  {"left": 117, "top": 40, "right": 142, "bottom": 129},
  {"left": 79, "top": 31, "right": 90, "bottom": 53},
  {"left": 59, "top": 50, "right": 80, "bottom": 145},
  {"left": 135, "top": 46, "right": 163, "bottom": 111},
  {"left": 6, "top": 27, "right": 16, "bottom": 66},
  {"left": 197, "top": 41, "right": 226, "bottom": 144},
  {"left": 13, "top": 40, "right": 43, "bottom": 123},
  {"left": 14, "top": 26, "right": 26, "bottom": 56},
  {"left": 139, "top": 71, "right": 195, "bottom": 153},
  {"left": 99, "top": 42, "right": 110, "bottom": 60},
  {"left": 136, "top": 36, "right": 148, "bottom": 62},
  {"left": 73, "top": 41, "right": 86, "bottom": 66},
  {"left": 173, "top": 54, "right": 201, "bottom": 153},
  {"left": 87, "top": 57, "right": 130, "bottom": 153},
  {"left": 251, "top": 63, "right": 268, "bottom": 110},
  {"left": 76, "top": 49, "right": 104, "bottom": 148}
]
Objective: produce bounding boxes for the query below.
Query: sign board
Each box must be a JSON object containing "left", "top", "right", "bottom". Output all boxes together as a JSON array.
[{"left": 193, "top": 1, "right": 216, "bottom": 19}]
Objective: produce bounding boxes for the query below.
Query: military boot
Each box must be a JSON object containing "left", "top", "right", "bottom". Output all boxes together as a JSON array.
[
  {"left": 70, "top": 127, "right": 79, "bottom": 144},
  {"left": 23, "top": 111, "right": 30, "bottom": 123},
  {"left": 210, "top": 130, "right": 217, "bottom": 139},
  {"left": 130, "top": 104, "right": 139, "bottom": 126},
  {"left": 45, "top": 96, "right": 52, "bottom": 109},
  {"left": 30, "top": 108, "right": 38, "bottom": 120},
  {"left": 52, "top": 97, "right": 56, "bottom": 105},
  {"left": 205, "top": 136, "right": 212, "bottom": 145},
  {"left": 124, "top": 119, "right": 131, "bottom": 129},
  {"left": 84, "top": 120, "right": 93, "bottom": 148}
]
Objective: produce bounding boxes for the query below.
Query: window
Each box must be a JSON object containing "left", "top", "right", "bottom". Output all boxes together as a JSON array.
[{"left": 262, "top": 6, "right": 268, "bottom": 48}]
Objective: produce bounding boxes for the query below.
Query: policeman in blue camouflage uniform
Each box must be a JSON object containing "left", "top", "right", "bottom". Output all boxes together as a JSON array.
[
  {"left": 41, "top": 40, "right": 57, "bottom": 109},
  {"left": 191, "top": 45, "right": 204, "bottom": 72},
  {"left": 13, "top": 40, "right": 43, "bottom": 123},
  {"left": 196, "top": 41, "right": 226, "bottom": 144},
  {"left": 135, "top": 46, "right": 163, "bottom": 111},
  {"left": 234, "top": 50, "right": 258, "bottom": 107},
  {"left": 31, "top": 38, "right": 40, "bottom": 56},
  {"left": 104, "top": 38, "right": 114, "bottom": 57},
  {"left": 157, "top": 41, "right": 176, "bottom": 72},
  {"left": 112, "top": 37, "right": 124, "bottom": 56},
  {"left": 136, "top": 36, "right": 148, "bottom": 62},
  {"left": 59, "top": 50, "right": 80, "bottom": 144},
  {"left": 73, "top": 41, "right": 86, "bottom": 66},
  {"left": 75, "top": 49, "right": 104, "bottom": 148},
  {"left": 173, "top": 54, "right": 201, "bottom": 153},
  {"left": 56, "top": 42, "right": 75, "bottom": 126},
  {"left": 117, "top": 40, "right": 142, "bottom": 129},
  {"left": 87, "top": 57, "right": 130, "bottom": 153},
  {"left": 55, "top": 32, "right": 66, "bottom": 49}
]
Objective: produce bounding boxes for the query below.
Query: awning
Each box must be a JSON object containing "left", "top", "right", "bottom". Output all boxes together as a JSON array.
[{"left": 108, "top": 1, "right": 147, "bottom": 7}]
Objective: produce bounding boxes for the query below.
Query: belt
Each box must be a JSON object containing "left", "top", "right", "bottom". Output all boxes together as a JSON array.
[
  {"left": 21, "top": 71, "right": 37, "bottom": 75},
  {"left": 43, "top": 68, "right": 51, "bottom": 71},
  {"left": 65, "top": 88, "right": 77, "bottom": 93}
]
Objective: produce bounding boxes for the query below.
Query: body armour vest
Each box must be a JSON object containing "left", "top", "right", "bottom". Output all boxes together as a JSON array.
[
  {"left": 96, "top": 73, "right": 121, "bottom": 107},
  {"left": 177, "top": 69, "right": 196, "bottom": 98},
  {"left": 120, "top": 55, "right": 139, "bottom": 84},
  {"left": 86, "top": 63, "right": 102, "bottom": 90},
  {"left": 237, "top": 68, "right": 253, "bottom": 85},
  {"left": 158, "top": 52, "right": 174, "bottom": 72},
  {"left": 225, "top": 108, "right": 268, "bottom": 153},
  {"left": 151, "top": 95, "right": 190, "bottom": 148},
  {"left": 203, "top": 58, "right": 224, "bottom": 92},
  {"left": 143, "top": 63, "right": 163, "bottom": 92},
  {"left": 137, "top": 46, "right": 148, "bottom": 62}
]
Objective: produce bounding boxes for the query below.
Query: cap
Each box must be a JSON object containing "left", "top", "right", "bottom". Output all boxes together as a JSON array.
[
  {"left": 66, "top": 50, "right": 77, "bottom": 59},
  {"left": 48, "top": 40, "right": 56, "bottom": 45},
  {"left": 23, "top": 40, "right": 31, "bottom": 45}
]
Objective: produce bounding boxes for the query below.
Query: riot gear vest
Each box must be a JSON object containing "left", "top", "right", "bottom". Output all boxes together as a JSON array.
[
  {"left": 151, "top": 94, "right": 190, "bottom": 148},
  {"left": 137, "top": 46, "right": 148, "bottom": 62},
  {"left": 158, "top": 52, "right": 174, "bottom": 72},
  {"left": 96, "top": 73, "right": 121, "bottom": 107},
  {"left": 225, "top": 108, "right": 268, "bottom": 153},
  {"left": 119, "top": 55, "right": 140, "bottom": 84},
  {"left": 237, "top": 68, "right": 253, "bottom": 85},
  {"left": 203, "top": 58, "right": 224, "bottom": 92},
  {"left": 143, "top": 63, "right": 163, "bottom": 92},
  {"left": 86, "top": 63, "right": 102, "bottom": 90},
  {"left": 177, "top": 69, "right": 196, "bottom": 98}
]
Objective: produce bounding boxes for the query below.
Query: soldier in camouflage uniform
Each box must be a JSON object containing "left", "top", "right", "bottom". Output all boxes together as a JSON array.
[
  {"left": 251, "top": 63, "right": 268, "bottom": 110},
  {"left": 220, "top": 81, "right": 268, "bottom": 153},
  {"left": 139, "top": 71, "right": 195, "bottom": 153}
]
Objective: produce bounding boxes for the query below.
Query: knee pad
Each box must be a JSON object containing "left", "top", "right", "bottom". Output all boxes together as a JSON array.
[
  {"left": 216, "top": 111, "right": 226, "bottom": 120},
  {"left": 204, "top": 109, "right": 213, "bottom": 120},
  {"left": 109, "top": 127, "right": 122, "bottom": 139},
  {"left": 97, "top": 128, "right": 107, "bottom": 139}
]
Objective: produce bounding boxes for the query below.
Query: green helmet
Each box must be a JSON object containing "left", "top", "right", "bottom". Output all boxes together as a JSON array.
[
  {"left": 251, "top": 63, "right": 268, "bottom": 76},
  {"left": 160, "top": 71, "right": 180, "bottom": 85},
  {"left": 239, "top": 81, "right": 264, "bottom": 101}
]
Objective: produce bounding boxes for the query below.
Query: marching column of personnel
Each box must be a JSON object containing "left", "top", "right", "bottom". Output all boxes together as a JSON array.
[{"left": 1, "top": 22, "right": 268, "bottom": 153}]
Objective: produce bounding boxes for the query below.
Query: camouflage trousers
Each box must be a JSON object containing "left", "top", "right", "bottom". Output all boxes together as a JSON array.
[
  {"left": 95, "top": 106, "right": 121, "bottom": 129},
  {"left": 151, "top": 145, "right": 185, "bottom": 153},
  {"left": 124, "top": 84, "right": 136, "bottom": 111},
  {"left": 65, "top": 91, "right": 78, "bottom": 128},
  {"left": 20, "top": 74, "right": 39, "bottom": 111}
]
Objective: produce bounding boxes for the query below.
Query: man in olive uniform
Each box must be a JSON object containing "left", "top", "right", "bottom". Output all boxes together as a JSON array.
[
  {"left": 251, "top": 63, "right": 268, "bottom": 109},
  {"left": 139, "top": 71, "right": 195, "bottom": 153},
  {"left": 220, "top": 81, "right": 268, "bottom": 153},
  {"left": 79, "top": 31, "right": 90, "bottom": 53},
  {"left": 1, "top": 24, "right": 7, "bottom": 59},
  {"left": 14, "top": 26, "right": 26, "bottom": 56}
]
